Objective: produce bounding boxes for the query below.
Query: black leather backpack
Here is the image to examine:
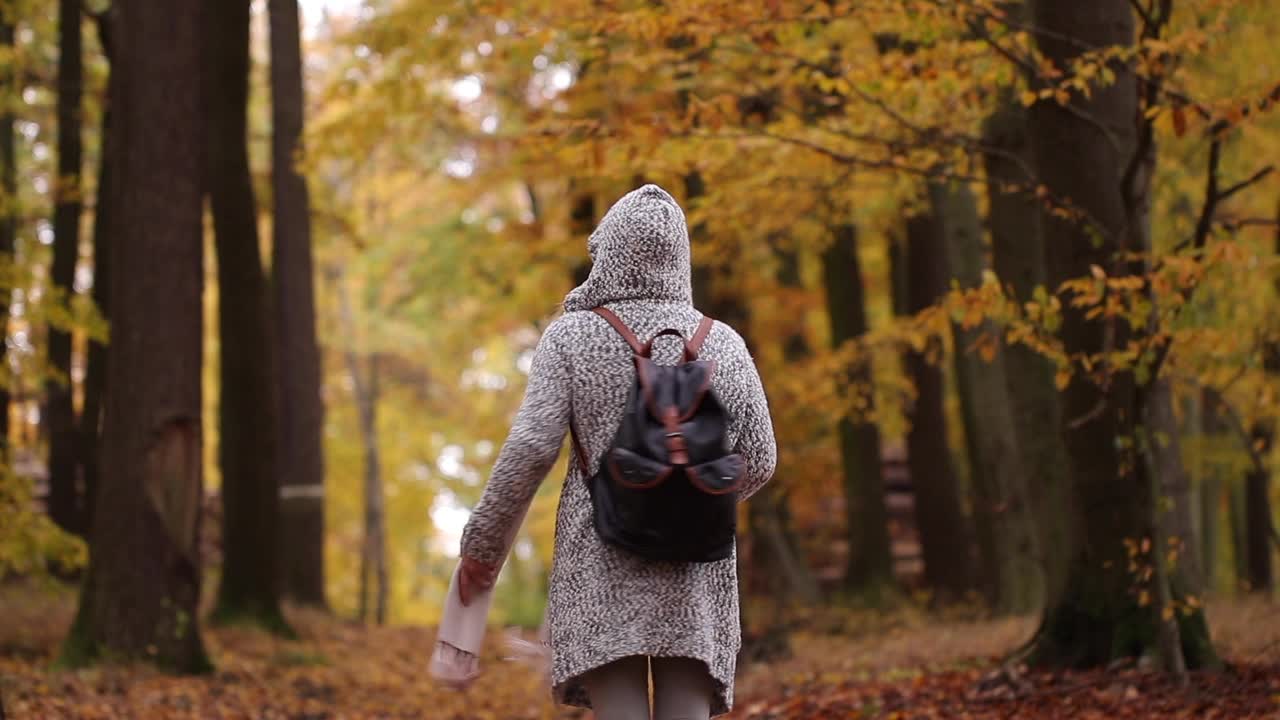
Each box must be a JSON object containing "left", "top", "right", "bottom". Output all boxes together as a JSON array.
[{"left": 570, "top": 307, "right": 745, "bottom": 563}]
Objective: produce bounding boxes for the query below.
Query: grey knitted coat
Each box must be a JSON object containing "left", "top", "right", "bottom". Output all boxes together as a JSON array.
[{"left": 459, "top": 184, "right": 777, "bottom": 715}]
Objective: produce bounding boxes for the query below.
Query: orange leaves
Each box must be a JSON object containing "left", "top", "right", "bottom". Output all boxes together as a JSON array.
[
  {"left": 4, "top": 597, "right": 568, "bottom": 720},
  {"left": 1171, "top": 104, "right": 1189, "bottom": 137},
  {"left": 729, "top": 656, "right": 1280, "bottom": 719},
  {"left": 5, "top": 584, "right": 1280, "bottom": 719}
]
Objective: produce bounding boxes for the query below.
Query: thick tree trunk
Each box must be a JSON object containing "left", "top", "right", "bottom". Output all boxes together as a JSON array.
[
  {"left": 1024, "top": 0, "right": 1217, "bottom": 669},
  {"left": 933, "top": 181, "right": 1041, "bottom": 613},
  {"left": 270, "top": 0, "right": 327, "bottom": 609},
  {"left": 902, "top": 212, "right": 977, "bottom": 598},
  {"left": 984, "top": 97, "right": 1072, "bottom": 601},
  {"left": 60, "top": 0, "right": 210, "bottom": 670},
  {"left": 0, "top": 15, "right": 16, "bottom": 447},
  {"left": 47, "top": 0, "right": 85, "bottom": 532},
  {"left": 78, "top": 10, "right": 113, "bottom": 540},
  {"left": 206, "top": 0, "right": 286, "bottom": 632},
  {"left": 821, "top": 222, "right": 893, "bottom": 595},
  {"left": 47, "top": 0, "right": 85, "bottom": 537}
]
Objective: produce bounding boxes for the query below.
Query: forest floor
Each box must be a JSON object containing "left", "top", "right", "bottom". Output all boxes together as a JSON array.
[{"left": 1, "top": 584, "right": 1278, "bottom": 719}]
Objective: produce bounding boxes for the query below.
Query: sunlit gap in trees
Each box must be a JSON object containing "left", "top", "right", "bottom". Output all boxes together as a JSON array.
[
  {"left": 428, "top": 439, "right": 496, "bottom": 557},
  {"left": 443, "top": 52, "right": 575, "bottom": 178},
  {"left": 296, "top": 0, "right": 364, "bottom": 39},
  {"left": 429, "top": 341, "right": 536, "bottom": 555},
  {"left": 429, "top": 492, "right": 469, "bottom": 558}
]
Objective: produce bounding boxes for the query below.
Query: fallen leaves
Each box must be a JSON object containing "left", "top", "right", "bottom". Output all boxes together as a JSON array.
[
  {"left": 2, "top": 588, "right": 1278, "bottom": 719},
  {"left": 726, "top": 663, "right": 1280, "bottom": 719},
  {"left": 0, "top": 601, "right": 574, "bottom": 720}
]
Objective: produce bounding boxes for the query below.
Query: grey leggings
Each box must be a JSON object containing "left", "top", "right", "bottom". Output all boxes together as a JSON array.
[{"left": 584, "top": 655, "right": 715, "bottom": 720}]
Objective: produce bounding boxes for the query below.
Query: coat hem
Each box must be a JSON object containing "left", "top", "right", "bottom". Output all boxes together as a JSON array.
[{"left": 552, "top": 641, "right": 736, "bottom": 716}]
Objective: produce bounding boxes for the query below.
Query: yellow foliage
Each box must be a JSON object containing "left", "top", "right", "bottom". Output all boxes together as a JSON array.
[{"left": 290, "top": 0, "right": 1280, "bottom": 613}]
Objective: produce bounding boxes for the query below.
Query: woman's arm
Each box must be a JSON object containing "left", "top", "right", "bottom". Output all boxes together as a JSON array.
[
  {"left": 459, "top": 321, "right": 572, "bottom": 569},
  {"left": 717, "top": 326, "right": 777, "bottom": 501}
]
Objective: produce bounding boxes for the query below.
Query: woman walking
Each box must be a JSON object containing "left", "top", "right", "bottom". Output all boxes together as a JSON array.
[{"left": 444, "top": 184, "right": 776, "bottom": 719}]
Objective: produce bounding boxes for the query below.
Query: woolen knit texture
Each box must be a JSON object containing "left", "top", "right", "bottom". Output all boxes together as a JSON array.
[{"left": 459, "top": 184, "right": 777, "bottom": 715}]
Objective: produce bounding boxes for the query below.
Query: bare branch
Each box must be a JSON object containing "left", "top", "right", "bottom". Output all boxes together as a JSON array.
[
  {"left": 1190, "top": 139, "right": 1224, "bottom": 254},
  {"left": 1217, "top": 217, "right": 1280, "bottom": 231},
  {"left": 1068, "top": 399, "right": 1109, "bottom": 430},
  {"left": 1219, "top": 166, "right": 1275, "bottom": 202}
]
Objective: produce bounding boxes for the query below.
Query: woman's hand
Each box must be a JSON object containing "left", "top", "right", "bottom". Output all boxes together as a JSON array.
[
  {"left": 430, "top": 640, "right": 481, "bottom": 689},
  {"left": 458, "top": 555, "right": 497, "bottom": 606}
]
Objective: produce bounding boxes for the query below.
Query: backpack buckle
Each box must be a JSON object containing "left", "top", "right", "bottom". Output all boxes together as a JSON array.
[{"left": 660, "top": 407, "right": 690, "bottom": 465}]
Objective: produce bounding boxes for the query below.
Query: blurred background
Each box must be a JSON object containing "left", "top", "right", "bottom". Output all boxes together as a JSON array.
[{"left": 1, "top": 0, "right": 1279, "bottom": 710}]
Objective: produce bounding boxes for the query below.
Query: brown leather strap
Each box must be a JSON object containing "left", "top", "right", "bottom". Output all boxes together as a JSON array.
[
  {"left": 569, "top": 419, "right": 590, "bottom": 475},
  {"left": 592, "top": 307, "right": 645, "bottom": 355},
  {"left": 687, "top": 315, "right": 715, "bottom": 359},
  {"left": 642, "top": 328, "right": 691, "bottom": 360}
]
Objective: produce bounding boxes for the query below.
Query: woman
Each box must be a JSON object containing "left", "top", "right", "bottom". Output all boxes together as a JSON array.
[{"left": 448, "top": 184, "right": 776, "bottom": 719}]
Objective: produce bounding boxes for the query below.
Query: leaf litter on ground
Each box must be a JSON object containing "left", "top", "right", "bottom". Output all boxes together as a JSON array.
[{"left": 1, "top": 584, "right": 1278, "bottom": 719}]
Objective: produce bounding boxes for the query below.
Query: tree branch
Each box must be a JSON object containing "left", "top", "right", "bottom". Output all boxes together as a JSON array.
[
  {"left": 1219, "top": 166, "right": 1275, "bottom": 202},
  {"left": 1206, "top": 390, "right": 1268, "bottom": 476},
  {"left": 1190, "top": 139, "right": 1224, "bottom": 254},
  {"left": 1217, "top": 217, "right": 1280, "bottom": 231}
]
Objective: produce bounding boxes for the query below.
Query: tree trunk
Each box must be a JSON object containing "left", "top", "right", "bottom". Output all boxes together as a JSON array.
[
  {"left": 1245, "top": 424, "right": 1274, "bottom": 592},
  {"left": 1195, "top": 388, "right": 1222, "bottom": 590},
  {"left": 902, "top": 212, "right": 977, "bottom": 598},
  {"left": 821, "top": 222, "right": 893, "bottom": 595},
  {"left": 205, "top": 0, "right": 287, "bottom": 632},
  {"left": 331, "top": 266, "right": 387, "bottom": 624},
  {"left": 60, "top": 0, "right": 210, "bottom": 670},
  {"left": 350, "top": 350, "right": 387, "bottom": 622},
  {"left": 984, "top": 96, "right": 1072, "bottom": 601},
  {"left": 1246, "top": 225, "right": 1280, "bottom": 593},
  {"left": 0, "top": 15, "right": 16, "bottom": 447},
  {"left": 1227, "top": 473, "right": 1248, "bottom": 588},
  {"left": 569, "top": 187, "right": 595, "bottom": 286},
  {"left": 270, "top": 0, "right": 327, "bottom": 609},
  {"left": 78, "top": 10, "right": 114, "bottom": 542},
  {"left": 1024, "top": 0, "right": 1217, "bottom": 669},
  {"left": 683, "top": 172, "right": 791, "bottom": 661},
  {"left": 762, "top": 244, "right": 822, "bottom": 605},
  {"left": 47, "top": 0, "right": 85, "bottom": 537},
  {"left": 933, "top": 180, "right": 1041, "bottom": 613},
  {"left": 1147, "top": 378, "right": 1202, "bottom": 593}
]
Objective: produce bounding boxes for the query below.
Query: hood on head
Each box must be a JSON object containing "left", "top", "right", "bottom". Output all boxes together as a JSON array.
[{"left": 563, "top": 184, "right": 694, "bottom": 312}]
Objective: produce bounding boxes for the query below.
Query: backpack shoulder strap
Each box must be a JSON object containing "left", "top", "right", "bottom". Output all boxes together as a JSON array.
[
  {"left": 568, "top": 418, "right": 590, "bottom": 475},
  {"left": 592, "top": 307, "right": 645, "bottom": 355},
  {"left": 687, "top": 315, "right": 715, "bottom": 359}
]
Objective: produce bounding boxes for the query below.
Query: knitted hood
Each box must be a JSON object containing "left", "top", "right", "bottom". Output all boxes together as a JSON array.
[{"left": 563, "top": 184, "right": 694, "bottom": 312}]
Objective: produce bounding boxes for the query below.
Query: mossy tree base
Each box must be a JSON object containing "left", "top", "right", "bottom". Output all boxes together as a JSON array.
[
  {"left": 209, "top": 599, "right": 296, "bottom": 639},
  {"left": 1020, "top": 586, "right": 1221, "bottom": 671},
  {"left": 837, "top": 577, "right": 902, "bottom": 612},
  {"left": 59, "top": 572, "right": 215, "bottom": 675}
]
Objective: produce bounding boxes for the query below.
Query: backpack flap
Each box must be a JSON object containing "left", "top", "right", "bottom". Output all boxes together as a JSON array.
[
  {"left": 607, "top": 446, "right": 674, "bottom": 489},
  {"left": 688, "top": 453, "right": 745, "bottom": 495}
]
